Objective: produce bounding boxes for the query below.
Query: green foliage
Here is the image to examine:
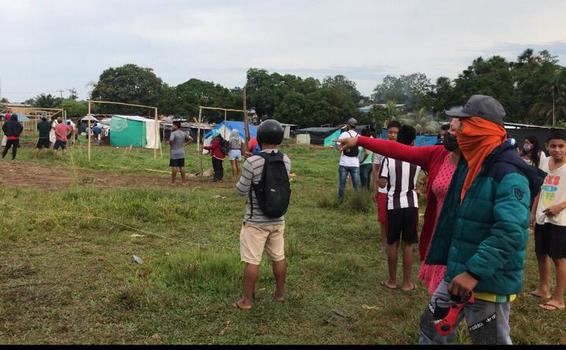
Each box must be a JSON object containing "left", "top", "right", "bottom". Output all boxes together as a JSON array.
[
  {"left": 60, "top": 99, "right": 88, "bottom": 117},
  {"left": 91, "top": 64, "right": 165, "bottom": 115},
  {"left": 372, "top": 73, "right": 432, "bottom": 111}
]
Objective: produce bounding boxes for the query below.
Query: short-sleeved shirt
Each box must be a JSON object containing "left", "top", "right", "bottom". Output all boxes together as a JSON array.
[
  {"left": 338, "top": 130, "right": 359, "bottom": 167},
  {"left": 170, "top": 130, "right": 190, "bottom": 160},
  {"left": 379, "top": 157, "right": 421, "bottom": 210},
  {"left": 536, "top": 157, "right": 566, "bottom": 226},
  {"left": 229, "top": 137, "right": 242, "bottom": 150},
  {"left": 37, "top": 121, "right": 52, "bottom": 138},
  {"left": 373, "top": 152, "right": 388, "bottom": 194},
  {"left": 55, "top": 123, "right": 71, "bottom": 142}
]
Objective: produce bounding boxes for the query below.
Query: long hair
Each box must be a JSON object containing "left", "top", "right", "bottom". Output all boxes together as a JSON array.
[{"left": 521, "top": 136, "right": 541, "bottom": 168}]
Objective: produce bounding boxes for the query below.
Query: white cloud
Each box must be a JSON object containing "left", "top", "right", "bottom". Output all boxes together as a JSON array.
[{"left": 1, "top": 0, "right": 565, "bottom": 101}]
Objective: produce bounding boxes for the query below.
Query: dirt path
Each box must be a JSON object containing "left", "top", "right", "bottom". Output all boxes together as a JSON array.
[{"left": 0, "top": 160, "right": 234, "bottom": 191}]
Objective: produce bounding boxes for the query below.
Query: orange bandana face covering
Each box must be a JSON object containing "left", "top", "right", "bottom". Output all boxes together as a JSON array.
[{"left": 457, "top": 117, "right": 507, "bottom": 201}]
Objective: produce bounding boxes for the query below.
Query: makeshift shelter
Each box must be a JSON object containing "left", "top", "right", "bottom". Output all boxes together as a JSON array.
[
  {"left": 203, "top": 121, "right": 257, "bottom": 145},
  {"left": 295, "top": 127, "right": 341, "bottom": 146},
  {"left": 110, "top": 115, "right": 159, "bottom": 149}
]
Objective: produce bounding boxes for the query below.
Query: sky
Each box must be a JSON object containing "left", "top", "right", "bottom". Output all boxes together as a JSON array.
[{"left": 1, "top": 0, "right": 566, "bottom": 103}]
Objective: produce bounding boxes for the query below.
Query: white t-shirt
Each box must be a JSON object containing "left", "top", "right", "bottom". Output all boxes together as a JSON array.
[
  {"left": 373, "top": 152, "right": 388, "bottom": 194},
  {"left": 536, "top": 157, "right": 566, "bottom": 226},
  {"left": 338, "top": 130, "right": 359, "bottom": 167}
]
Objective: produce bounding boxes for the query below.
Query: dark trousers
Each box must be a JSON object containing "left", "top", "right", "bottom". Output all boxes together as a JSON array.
[
  {"left": 212, "top": 157, "right": 224, "bottom": 180},
  {"left": 2, "top": 139, "right": 19, "bottom": 159},
  {"left": 359, "top": 163, "right": 373, "bottom": 191}
]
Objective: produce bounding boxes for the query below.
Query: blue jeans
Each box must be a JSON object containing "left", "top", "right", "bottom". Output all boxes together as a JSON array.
[
  {"left": 338, "top": 166, "right": 361, "bottom": 200},
  {"left": 359, "top": 164, "right": 373, "bottom": 191}
]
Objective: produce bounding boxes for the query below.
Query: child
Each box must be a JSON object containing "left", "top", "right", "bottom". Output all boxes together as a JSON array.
[
  {"left": 379, "top": 125, "right": 421, "bottom": 292},
  {"left": 234, "top": 119, "right": 291, "bottom": 310},
  {"left": 531, "top": 129, "right": 566, "bottom": 311}
]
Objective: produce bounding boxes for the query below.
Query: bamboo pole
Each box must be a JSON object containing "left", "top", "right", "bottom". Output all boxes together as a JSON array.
[
  {"left": 198, "top": 106, "right": 245, "bottom": 113},
  {"left": 243, "top": 88, "right": 250, "bottom": 153},
  {"left": 88, "top": 102, "right": 92, "bottom": 162},
  {"left": 198, "top": 107, "right": 203, "bottom": 177},
  {"left": 154, "top": 108, "right": 158, "bottom": 160}
]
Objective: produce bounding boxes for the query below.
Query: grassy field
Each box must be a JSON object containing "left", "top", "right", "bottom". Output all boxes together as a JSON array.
[{"left": 1, "top": 138, "right": 564, "bottom": 345}]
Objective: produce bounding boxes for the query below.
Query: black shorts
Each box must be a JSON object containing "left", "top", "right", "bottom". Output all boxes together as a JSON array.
[
  {"left": 535, "top": 223, "right": 566, "bottom": 259},
  {"left": 53, "top": 140, "right": 67, "bottom": 150},
  {"left": 36, "top": 138, "right": 50, "bottom": 149},
  {"left": 170, "top": 158, "right": 185, "bottom": 168},
  {"left": 387, "top": 207, "right": 418, "bottom": 245}
]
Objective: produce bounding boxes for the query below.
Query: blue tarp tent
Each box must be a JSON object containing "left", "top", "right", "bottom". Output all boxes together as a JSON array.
[
  {"left": 380, "top": 128, "right": 438, "bottom": 146},
  {"left": 204, "top": 121, "right": 257, "bottom": 145}
]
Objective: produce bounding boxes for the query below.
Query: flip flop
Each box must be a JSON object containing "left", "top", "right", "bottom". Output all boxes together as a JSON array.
[
  {"left": 232, "top": 299, "right": 252, "bottom": 310},
  {"left": 272, "top": 293, "right": 285, "bottom": 303},
  {"left": 400, "top": 283, "right": 417, "bottom": 292},
  {"left": 538, "top": 302, "right": 565, "bottom": 311},
  {"left": 529, "top": 290, "right": 551, "bottom": 299},
  {"left": 380, "top": 281, "right": 397, "bottom": 290}
]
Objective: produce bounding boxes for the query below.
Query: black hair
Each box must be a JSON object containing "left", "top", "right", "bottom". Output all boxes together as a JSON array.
[
  {"left": 361, "top": 126, "right": 371, "bottom": 137},
  {"left": 173, "top": 121, "right": 182, "bottom": 128},
  {"left": 520, "top": 135, "right": 541, "bottom": 168},
  {"left": 387, "top": 120, "right": 401, "bottom": 130},
  {"left": 397, "top": 125, "right": 416, "bottom": 146},
  {"left": 547, "top": 129, "right": 566, "bottom": 143}
]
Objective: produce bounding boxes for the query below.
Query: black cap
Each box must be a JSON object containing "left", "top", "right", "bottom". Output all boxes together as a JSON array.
[{"left": 445, "top": 95, "right": 506, "bottom": 126}]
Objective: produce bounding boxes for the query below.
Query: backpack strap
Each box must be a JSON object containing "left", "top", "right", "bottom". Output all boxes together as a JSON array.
[{"left": 249, "top": 152, "right": 269, "bottom": 219}]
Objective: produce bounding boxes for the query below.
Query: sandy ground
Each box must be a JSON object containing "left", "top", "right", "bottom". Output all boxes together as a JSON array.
[{"left": 0, "top": 160, "right": 235, "bottom": 191}]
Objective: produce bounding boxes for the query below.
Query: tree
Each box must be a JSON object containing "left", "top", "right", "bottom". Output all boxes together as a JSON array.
[
  {"left": 32, "top": 94, "right": 62, "bottom": 108},
  {"left": 398, "top": 108, "right": 440, "bottom": 134},
  {"left": 91, "top": 64, "right": 165, "bottom": 115},
  {"left": 60, "top": 99, "right": 88, "bottom": 117},
  {"left": 68, "top": 88, "right": 79, "bottom": 100},
  {"left": 372, "top": 73, "right": 432, "bottom": 111}
]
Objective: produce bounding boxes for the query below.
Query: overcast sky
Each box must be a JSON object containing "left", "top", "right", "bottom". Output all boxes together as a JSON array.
[{"left": 1, "top": 0, "right": 566, "bottom": 102}]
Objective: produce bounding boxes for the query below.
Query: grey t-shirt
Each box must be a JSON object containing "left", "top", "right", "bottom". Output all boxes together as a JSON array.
[{"left": 170, "top": 130, "right": 190, "bottom": 160}]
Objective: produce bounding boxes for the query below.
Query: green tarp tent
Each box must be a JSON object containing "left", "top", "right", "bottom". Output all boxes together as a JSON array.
[{"left": 110, "top": 115, "right": 159, "bottom": 149}]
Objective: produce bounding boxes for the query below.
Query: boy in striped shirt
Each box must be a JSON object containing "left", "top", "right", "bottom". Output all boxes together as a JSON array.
[
  {"left": 379, "top": 125, "right": 421, "bottom": 292},
  {"left": 233, "top": 120, "right": 291, "bottom": 310}
]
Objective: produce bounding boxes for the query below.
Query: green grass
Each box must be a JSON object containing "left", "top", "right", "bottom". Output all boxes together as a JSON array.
[{"left": 0, "top": 140, "right": 565, "bottom": 344}]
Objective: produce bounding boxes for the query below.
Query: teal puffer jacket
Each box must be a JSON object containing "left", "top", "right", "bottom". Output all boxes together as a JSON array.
[{"left": 426, "top": 142, "right": 546, "bottom": 295}]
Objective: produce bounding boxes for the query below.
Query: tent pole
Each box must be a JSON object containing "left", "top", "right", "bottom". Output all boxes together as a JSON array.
[
  {"left": 243, "top": 88, "right": 250, "bottom": 153},
  {"left": 88, "top": 101, "right": 91, "bottom": 162},
  {"left": 198, "top": 107, "right": 203, "bottom": 177}
]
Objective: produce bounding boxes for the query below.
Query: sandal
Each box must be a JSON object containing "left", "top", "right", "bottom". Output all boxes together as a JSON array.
[
  {"left": 538, "top": 302, "right": 565, "bottom": 311},
  {"left": 380, "top": 281, "right": 397, "bottom": 290}
]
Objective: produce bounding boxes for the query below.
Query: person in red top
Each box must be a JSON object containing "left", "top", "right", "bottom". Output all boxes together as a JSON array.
[
  {"left": 204, "top": 134, "right": 226, "bottom": 182},
  {"left": 338, "top": 120, "right": 462, "bottom": 295},
  {"left": 53, "top": 118, "right": 72, "bottom": 156}
]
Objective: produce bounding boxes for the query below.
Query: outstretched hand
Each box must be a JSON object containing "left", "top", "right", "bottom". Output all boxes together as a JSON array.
[{"left": 336, "top": 137, "right": 358, "bottom": 152}]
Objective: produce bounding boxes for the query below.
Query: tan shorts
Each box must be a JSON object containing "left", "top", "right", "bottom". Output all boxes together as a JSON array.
[{"left": 240, "top": 222, "right": 285, "bottom": 265}]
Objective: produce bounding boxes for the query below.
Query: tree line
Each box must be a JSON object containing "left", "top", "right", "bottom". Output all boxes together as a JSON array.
[{"left": 8, "top": 48, "right": 565, "bottom": 131}]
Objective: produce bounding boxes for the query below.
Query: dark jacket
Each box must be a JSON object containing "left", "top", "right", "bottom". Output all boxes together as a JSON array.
[
  {"left": 426, "top": 141, "right": 546, "bottom": 295},
  {"left": 2, "top": 119, "right": 23, "bottom": 140}
]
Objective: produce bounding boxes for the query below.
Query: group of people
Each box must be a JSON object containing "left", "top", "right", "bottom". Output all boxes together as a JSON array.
[
  {"left": 336, "top": 95, "right": 565, "bottom": 344},
  {"left": 168, "top": 121, "right": 261, "bottom": 185},
  {"left": 1, "top": 112, "right": 75, "bottom": 160}
]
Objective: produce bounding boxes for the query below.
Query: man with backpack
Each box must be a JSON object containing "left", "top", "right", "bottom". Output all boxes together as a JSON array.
[
  {"left": 234, "top": 119, "right": 291, "bottom": 310},
  {"left": 337, "top": 118, "right": 361, "bottom": 201},
  {"left": 204, "top": 134, "right": 227, "bottom": 182}
]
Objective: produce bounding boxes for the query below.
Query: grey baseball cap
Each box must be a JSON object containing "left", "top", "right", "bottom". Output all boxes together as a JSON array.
[
  {"left": 445, "top": 95, "right": 506, "bottom": 126},
  {"left": 346, "top": 118, "right": 358, "bottom": 127}
]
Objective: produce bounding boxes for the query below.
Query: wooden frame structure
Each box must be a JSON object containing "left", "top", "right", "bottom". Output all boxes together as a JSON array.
[
  {"left": 2, "top": 104, "right": 65, "bottom": 136},
  {"left": 87, "top": 100, "right": 160, "bottom": 161}
]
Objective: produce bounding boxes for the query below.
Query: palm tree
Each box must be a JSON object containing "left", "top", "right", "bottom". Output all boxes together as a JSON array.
[
  {"left": 398, "top": 108, "right": 440, "bottom": 134},
  {"left": 529, "top": 68, "right": 566, "bottom": 126}
]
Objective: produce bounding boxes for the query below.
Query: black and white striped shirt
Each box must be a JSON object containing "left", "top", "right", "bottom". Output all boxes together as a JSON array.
[
  {"left": 379, "top": 157, "right": 421, "bottom": 210},
  {"left": 235, "top": 149, "right": 291, "bottom": 224}
]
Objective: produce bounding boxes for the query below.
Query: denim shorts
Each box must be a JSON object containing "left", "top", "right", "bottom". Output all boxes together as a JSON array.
[{"left": 228, "top": 149, "right": 242, "bottom": 160}]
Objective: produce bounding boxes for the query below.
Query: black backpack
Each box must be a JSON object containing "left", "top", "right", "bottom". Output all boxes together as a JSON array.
[
  {"left": 220, "top": 138, "right": 230, "bottom": 156},
  {"left": 342, "top": 131, "right": 359, "bottom": 157},
  {"left": 250, "top": 152, "right": 291, "bottom": 219}
]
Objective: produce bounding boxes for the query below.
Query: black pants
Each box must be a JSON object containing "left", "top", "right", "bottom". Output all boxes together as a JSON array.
[
  {"left": 2, "top": 139, "right": 19, "bottom": 159},
  {"left": 212, "top": 157, "right": 224, "bottom": 180}
]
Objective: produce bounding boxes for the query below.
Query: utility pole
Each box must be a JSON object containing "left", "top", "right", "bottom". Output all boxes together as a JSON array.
[{"left": 56, "top": 89, "right": 64, "bottom": 99}]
